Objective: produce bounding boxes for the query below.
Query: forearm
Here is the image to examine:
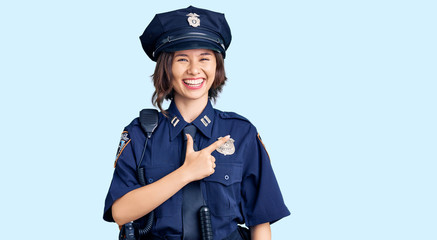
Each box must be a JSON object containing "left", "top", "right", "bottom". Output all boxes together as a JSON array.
[
  {"left": 250, "top": 222, "right": 271, "bottom": 240},
  {"left": 111, "top": 135, "right": 227, "bottom": 226},
  {"left": 112, "top": 166, "right": 191, "bottom": 225}
]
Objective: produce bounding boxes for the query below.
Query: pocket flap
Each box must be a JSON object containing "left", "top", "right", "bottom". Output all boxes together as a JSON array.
[{"left": 204, "top": 163, "right": 242, "bottom": 186}]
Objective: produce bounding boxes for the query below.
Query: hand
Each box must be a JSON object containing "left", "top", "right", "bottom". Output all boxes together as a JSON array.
[{"left": 182, "top": 135, "right": 230, "bottom": 182}]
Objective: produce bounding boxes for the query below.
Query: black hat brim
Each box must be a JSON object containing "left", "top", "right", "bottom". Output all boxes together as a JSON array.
[{"left": 160, "top": 41, "right": 222, "bottom": 55}]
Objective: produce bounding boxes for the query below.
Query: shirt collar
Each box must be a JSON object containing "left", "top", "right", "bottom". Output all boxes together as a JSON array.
[{"left": 167, "top": 100, "right": 215, "bottom": 141}]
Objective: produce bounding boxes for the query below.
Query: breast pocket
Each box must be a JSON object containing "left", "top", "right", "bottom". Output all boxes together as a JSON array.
[
  {"left": 203, "top": 163, "right": 243, "bottom": 217},
  {"left": 145, "top": 166, "right": 182, "bottom": 217}
]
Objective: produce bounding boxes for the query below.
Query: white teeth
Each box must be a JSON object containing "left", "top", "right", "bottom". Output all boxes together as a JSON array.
[{"left": 183, "top": 79, "right": 204, "bottom": 85}]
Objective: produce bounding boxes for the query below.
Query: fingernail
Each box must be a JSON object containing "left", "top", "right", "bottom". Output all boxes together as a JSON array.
[{"left": 225, "top": 135, "right": 230, "bottom": 138}]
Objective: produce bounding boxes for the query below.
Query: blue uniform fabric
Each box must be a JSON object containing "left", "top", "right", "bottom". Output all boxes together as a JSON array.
[{"left": 104, "top": 101, "right": 290, "bottom": 239}]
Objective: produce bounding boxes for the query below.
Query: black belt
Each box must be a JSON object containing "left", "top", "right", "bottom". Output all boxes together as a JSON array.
[
  {"left": 148, "top": 235, "right": 180, "bottom": 240},
  {"left": 222, "top": 228, "right": 245, "bottom": 240},
  {"left": 148, "top": 227, "right": 246, "bottom": 240}
]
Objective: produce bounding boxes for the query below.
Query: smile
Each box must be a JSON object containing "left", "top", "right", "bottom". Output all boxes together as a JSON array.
[{"left": 182, "top": 78, "right": 205, "bottom": 89}]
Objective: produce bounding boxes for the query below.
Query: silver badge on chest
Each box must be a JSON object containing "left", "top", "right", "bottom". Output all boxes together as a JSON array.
[
  {"left": 186, "top": 13, "right": 200, "bottom": 27},
  {"left": 217, "top": 137, "right": 235, "bottom": 156}
]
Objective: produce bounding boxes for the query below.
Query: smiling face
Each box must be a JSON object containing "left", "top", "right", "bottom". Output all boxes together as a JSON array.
[{"left": 171, "top": 49, "right": 217, "bottom": 104}]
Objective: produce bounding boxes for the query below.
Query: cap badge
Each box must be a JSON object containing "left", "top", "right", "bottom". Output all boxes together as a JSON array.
[
  {"left": 186, "top": 13, "right": 200, "bottom": 27},
  {"left": 217, "top": 137, "right": 235, "bottom": 156}
]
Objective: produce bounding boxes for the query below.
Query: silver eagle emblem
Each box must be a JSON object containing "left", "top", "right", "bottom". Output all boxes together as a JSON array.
[{"left": 186, "top": 13, "right": 200, "bottom": 27}]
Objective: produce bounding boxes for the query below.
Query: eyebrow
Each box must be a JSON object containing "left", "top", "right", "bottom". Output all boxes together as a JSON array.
[{"left": 174, "top": 52, "right": 212, "bottom": 57}]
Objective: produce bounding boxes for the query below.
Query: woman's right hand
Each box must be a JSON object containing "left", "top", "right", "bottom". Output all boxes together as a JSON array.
[{"left": 181, "top": 134, "right": 230, "bottom": 182}]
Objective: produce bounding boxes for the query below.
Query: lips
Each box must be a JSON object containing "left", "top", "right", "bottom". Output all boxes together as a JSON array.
[{"left": 182, "top": 78, "right": 205, "bottom": 89}]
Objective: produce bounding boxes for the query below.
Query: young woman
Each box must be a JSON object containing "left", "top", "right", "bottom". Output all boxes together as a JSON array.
[{"left": 104, "top": 6, "right": 290, "bottom": 240}]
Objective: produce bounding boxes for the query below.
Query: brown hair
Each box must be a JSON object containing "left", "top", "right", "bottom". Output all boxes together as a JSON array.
[{"left": 151, "top": 51, "right": 227, "bottom": 116}]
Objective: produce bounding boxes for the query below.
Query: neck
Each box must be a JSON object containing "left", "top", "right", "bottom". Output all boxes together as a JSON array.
[{"left": 174, "top": 96, "right": 208, "bottom": 123}]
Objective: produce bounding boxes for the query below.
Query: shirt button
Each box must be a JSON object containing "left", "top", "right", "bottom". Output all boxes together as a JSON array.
[
  {"left": 148, "top": 178, "right": 154, "bottom": 183},
  {"left": 224, "top": 175, "right": 230, "bottom": 180}
]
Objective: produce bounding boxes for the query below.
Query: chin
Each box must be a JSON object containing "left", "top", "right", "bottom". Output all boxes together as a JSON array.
[{"left": 176, "top": 92, "right": 209, "bottom": 102}]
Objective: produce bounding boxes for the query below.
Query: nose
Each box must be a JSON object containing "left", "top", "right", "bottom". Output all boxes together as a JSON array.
[{"left": 188, "top": 62, "right": 201, "bottom": 75}]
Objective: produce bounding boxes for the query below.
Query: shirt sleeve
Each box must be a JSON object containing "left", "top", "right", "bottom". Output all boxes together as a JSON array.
[
  {"left": 240, "top": 129, "right": 290, "bottom": 227},
  {"left": 103, "top": 130, "right": 143, "bottom": 222}
]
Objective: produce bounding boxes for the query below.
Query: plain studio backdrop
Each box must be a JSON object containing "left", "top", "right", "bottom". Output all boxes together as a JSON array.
[{"left": 1, "top": 0, "right": 436, "bottom": 239}]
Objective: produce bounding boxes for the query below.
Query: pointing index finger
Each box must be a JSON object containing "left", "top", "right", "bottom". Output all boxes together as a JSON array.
[{"left": 204, "top": 135, "right": 230, "bottom": 154}]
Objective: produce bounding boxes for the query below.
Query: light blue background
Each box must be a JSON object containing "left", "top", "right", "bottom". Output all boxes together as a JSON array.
[{"left": 1, "top": 0, "right": 436, "bottom": 239}]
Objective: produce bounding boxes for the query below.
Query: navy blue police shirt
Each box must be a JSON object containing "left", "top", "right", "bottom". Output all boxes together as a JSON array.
[{"left": 104, "top": 101, "right": 290, "bottom": 239}]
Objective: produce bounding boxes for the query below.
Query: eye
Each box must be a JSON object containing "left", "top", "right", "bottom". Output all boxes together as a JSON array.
[
  {"left": 176, "top": 58, "right": 188, "bottom": 62},
  {"left": 200, "top": 58, "right": 210, "bottom": 61}
]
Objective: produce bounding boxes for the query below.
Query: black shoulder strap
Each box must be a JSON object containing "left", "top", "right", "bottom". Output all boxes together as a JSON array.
[
  {"left": 133, "top": 109, "right": 159, "bottom": 238},
  {"left": 137, "top": 108, "right": 159, "bottom": 178}
]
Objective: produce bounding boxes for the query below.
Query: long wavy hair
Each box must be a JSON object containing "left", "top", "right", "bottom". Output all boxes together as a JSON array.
[{"left": 151, "top": 51, "right": 227, "bottom": 116}]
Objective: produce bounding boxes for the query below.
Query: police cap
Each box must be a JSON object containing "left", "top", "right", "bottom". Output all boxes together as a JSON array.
[{"left": 140, "top": 6, "right": 232, "bottom": 61}]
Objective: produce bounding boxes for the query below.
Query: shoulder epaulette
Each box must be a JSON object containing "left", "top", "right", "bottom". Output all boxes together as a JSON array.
[{"left": 219, "top": 111, "right": 250, "bottom": 123}]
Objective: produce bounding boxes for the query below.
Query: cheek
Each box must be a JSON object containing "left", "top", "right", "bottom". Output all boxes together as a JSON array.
[
  {"left": 209, "top": 70, "right": 217, "bottom": 86},
  {"left": 208, "top": 72, "right": 216, "bottom": 87},
  {"left": 171, "top": 70, "right": 183, "bottom": 86},
  {"left": 206, "top": 66, "right": 216, "bottom": 79},
  {"left": 171, "top": 79, "right": 180, "bottom": 91},
  {"left": 171, "top": 63, "right": 184, "bottom": 79}
]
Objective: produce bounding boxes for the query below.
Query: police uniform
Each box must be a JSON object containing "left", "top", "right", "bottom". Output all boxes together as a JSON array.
[{"left": 103, "top": 6, "right": 290, "bottom": 240}]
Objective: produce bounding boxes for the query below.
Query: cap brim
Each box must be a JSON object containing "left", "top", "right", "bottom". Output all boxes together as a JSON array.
[{"left": 162, "top": 41, "right": 222, "bottom": 54}]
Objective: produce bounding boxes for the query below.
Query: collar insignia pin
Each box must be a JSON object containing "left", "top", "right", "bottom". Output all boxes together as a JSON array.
[
  {"left": 171, "top": 116, "right": 179, "bottom": 127},
  {"left": 217, "top": 137, "right": 235, "bottom": 156},
  {"left": 186, "top": 13, "right": 200, "bottom": 27}
]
